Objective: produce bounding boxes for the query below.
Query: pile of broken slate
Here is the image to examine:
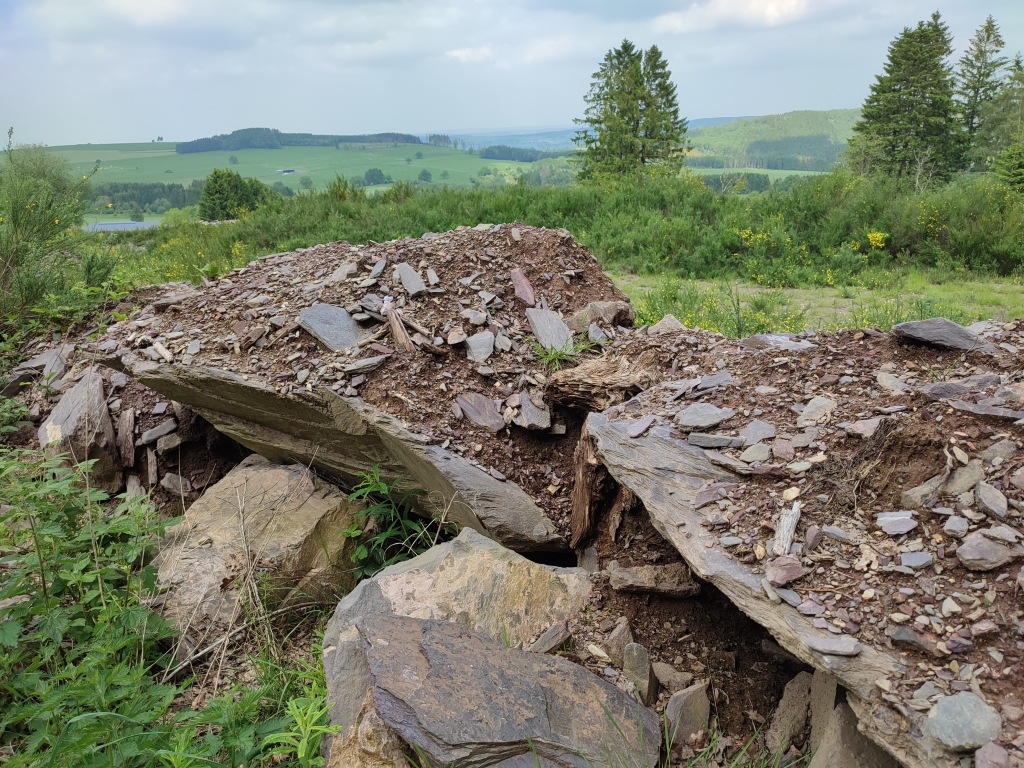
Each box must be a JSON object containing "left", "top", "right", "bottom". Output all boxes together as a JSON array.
[{"left": 3, "top": 221, "right": 1023, "bottom": 768}]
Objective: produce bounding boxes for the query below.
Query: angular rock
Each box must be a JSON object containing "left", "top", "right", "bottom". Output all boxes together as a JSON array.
[
  {"left": 879, "top": 514, "right": 918, "bottom": 536},
  {"left": 975, "top": 741, "right": 1010, "bottom": 768},
  {"left": 464, "top": 331, "right": 494, "bottom": 363},
  {"left": 901, "top": 473, "right": 946, "bottom": 509},
  {"left": 809, "top": 670, "right": 839, "bottom": 753},
  {"left": 323, "top": 528, "right": 592, "bottom": 748},
  {"left": 607, "top": 560, "right": 700, "bottom": 598},
  {"left": 876, "top": 372, "right": 910, "bottom": 392},
  {"left": 109, "top": 355, "right": 563, "bottom": 552},
  {"left": 975, "top": 481, "right": 1007, "bottom": 520},
  {"left": 355, "top": 615, "right": 660, "bottom": 768},
  {"left": 588, "top": 322, "right": 610, "bottom": 345},
  {"left": 623, "top": 642, "right": 658, "bottom": 706},
  {"left": 509, "top": 267, "right": 535, "bottom": 306},
  {"left": 696, "top": 370, "right": 734, "bottom": 390},
  {"left": 926, "top": 692, "right": 1001, "bottom": 751},
  {"left": 893, "top": 318, "right": 998, "bottom": 355},
  {"left": 739, "top": 419, "right": 776, "bottom": 445},
  {"left": 901, "top": 551, "right": 934, "bottom": 570},
  {"left": 566, "top": 300, "right": 635, "bottom": 332},
  {"left": 688, "top": 433, "right": 744, "bottom": 448},
  {"left": 159, "top": 472, "right": 191, "bottom": 495},
  {"left": 138, "top": 419, "right": 177, "bottom": 445},
  {"left": 324, "top": 691, "right": 407, "bottom": 768},
  {"left": 298, "top": 304, "right": 368, "bottom": 352},
  {"left": 525, "top": 308, "right": 572, "bottom": 352},
  {"left": 765, "top": 555, "right": 805, "bottom": 587},
  {"left": 739, "top": 443, "right": 771, "bottom": 463},
  {"left": 38, "top": 369, "right": 122, "bottom": 492},
  {"left": 807, "top": 703, "right": 900, "bottom": 768},
  {"left": 956, "top": 530, "right": 1024, "bottom": 571},
  {"left": 648, "top": 314, "right": 685, "bottom": 335},
  {"left": 805, "top": 636, "right": 861, "bottom": 656},
  {"left": 944, "top": 460, "right": 985, "bottom": 495},
  {"left": 460, "top": 308, "right": 488, "bottom": 326},
  {"left": 392, "top": 263, "right": 426, "bottom": 296},
  {"left": 512, "top": 393, "right": 551, "bottom": 431},
  {"left": 456, "top": 392, "right": 505, "bottom": 433},
  {"left": 797, "top": 396, "right": 837, "bottom": 427},
  {"left": 676, "top": 403, "right": 734, "bottom": 430},
  {"left": 155, "top": 455, "right": 360, "bottom": 634},
  {"left": 765, "top": 671, "right": 812, "bottom": 754},
  {"left": 943, "top": 516, "right": 969, "bottom": 537},
  {"left": 652, "top": 662, "right": 694, "bottom": 694},
  {"left": 979, "top": 439, "right": 1016, "bottom": 462},
  {"left": 919, "top": 381, "right": 972, "bottom": 401},
  {"left": 605, "top": 617, "right": 635, "bottom": 668},
  {"left": 742, "top": 333, "right": 816, "bottom": 352},
  {"left": 328, "top": 261, "right": 358, "bottom": 283},
  {"left": 846, "top": 417, "right": 883, "bottom": 439},
  {"left": 528, "top": 621, "right": 572, "bottom": 654},
  {"left": 666, "top": 682, "right": 710, "bottom": 745}
]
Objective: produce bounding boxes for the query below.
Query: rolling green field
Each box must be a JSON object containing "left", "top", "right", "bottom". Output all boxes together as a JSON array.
[{"left": 49, "top": 142, "right": 538, "bottom": 189}]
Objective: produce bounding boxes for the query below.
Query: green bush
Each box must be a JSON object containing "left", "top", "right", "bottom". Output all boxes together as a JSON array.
[
  {"left": 0, "top": 133, "right": 91, "bottom": 314},
  {"left": 198, "top": 168, "right": 270, "bottom": 221}
]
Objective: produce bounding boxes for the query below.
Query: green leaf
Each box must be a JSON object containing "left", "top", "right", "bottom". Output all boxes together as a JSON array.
[
  {"left": 39, "top": 607, "right": 69, "bottom": 643},
  {"left": 0, "top": 618, "right": 21, "bottom": 647}
]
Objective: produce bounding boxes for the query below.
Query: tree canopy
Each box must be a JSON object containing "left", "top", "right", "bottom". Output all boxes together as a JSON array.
[
  {"left": 198, "top": 168, "right": 268, "bottom": 221},
  {"left": 573, "top": 40, "right": 688, "bottom": 178},
  {"left": 956, "top": 16, "right": 1009, "bottom": 143}
]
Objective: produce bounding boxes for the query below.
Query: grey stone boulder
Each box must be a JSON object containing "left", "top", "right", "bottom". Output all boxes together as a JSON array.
[
  {"left": 807, "top": 703, "right": 900, "bottom": 768},
  {"left": 154, "top": 454, "right": 361, "bottom": 636},
  {"left": 322, "top": 529, "right": 592, "bottom": 749},
  {"left": 38, "top": 368, "right": 122, "bottom": 492},
  {"left": 666, "top": 682, "right": 710, "bottom": 745},
  {"left": 893, "top": 318, "right": 998, "bottom": 355},
  {"left": 2, "top": 343, "right": 75, "bottom": 396},
  {"left": 104, "top": 355, "right": 564, "bottom": 552},
  {"left": 926, "top": 692, "right": 1001, "bottom": 751},
  {"left": 354, "top": 614, "right": 661, "bottom": 768}
]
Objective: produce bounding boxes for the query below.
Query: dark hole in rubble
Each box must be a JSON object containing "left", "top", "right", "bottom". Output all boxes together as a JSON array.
[{"left": 523, "top": 549, "right": 578, "bottom": 568}]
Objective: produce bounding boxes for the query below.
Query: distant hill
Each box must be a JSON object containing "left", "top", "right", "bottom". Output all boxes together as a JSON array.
[
  {"left": 686, "top": 109, "right": 859, "bottom": 171},
  {"left": 176, "top": 127, "right": 422, "bottom": 154}
]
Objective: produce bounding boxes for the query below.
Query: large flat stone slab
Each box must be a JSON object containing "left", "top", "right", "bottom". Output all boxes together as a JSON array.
[
  {"left": 298, "top": 303, "right": 368, "bottom": 352},
  {"left": 893, "top": 318, "right": 998, "bottom": 355},
  {"left": 526, "top": 308, "right": 573, "bottom": 352},
  {"left": 105, "top": 354, "right": 563, "bottom": 553}
]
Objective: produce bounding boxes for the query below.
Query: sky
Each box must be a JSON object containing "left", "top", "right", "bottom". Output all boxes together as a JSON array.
[{"left": 2, "top": 0, "right": 1023, "bottom": 146}]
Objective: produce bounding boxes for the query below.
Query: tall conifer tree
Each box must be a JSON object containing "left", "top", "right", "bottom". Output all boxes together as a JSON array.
[
  {"left": 574, "top": 40, "right": 688, "bottom": 178},
  {"left": 972, "top": 54, "right": 1024, "bottom": 165},
  {"left": 851, "top": 12, "right": 963, "bottom": 188},
  {"left": 956, "top": 16, "right": 1008, "bottom": 141}
]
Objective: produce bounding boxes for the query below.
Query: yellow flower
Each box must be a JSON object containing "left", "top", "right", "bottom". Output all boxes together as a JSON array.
[
  {"left": 55, "top": 219, "right": 59, "bottom": 224},
  {"left": 866, "top": 232, "right": 886, "bottom": 250}
]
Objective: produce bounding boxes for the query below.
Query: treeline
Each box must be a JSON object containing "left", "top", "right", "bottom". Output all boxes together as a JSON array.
[
  {"left": 89, "top": 180, "right": 205, "bottom": 212},
  {"left": 478, "top": 145, "right": 569, "bottom": 162},
  {"left": 699, "top": 173, "right": 772, "bottom": 193},
  {"left": 176, "top": 128, "right": 422, "bottom": 154},
  {"left": 686, "top": 135, "right": 848, "bottom": 171}
]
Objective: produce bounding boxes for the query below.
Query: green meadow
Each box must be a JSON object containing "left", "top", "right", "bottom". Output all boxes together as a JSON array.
[{"left": 49, "top": 142, "right": 539, "bottom": 189}]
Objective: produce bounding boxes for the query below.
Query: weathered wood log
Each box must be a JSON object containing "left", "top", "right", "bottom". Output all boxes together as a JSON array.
[
  {"left": 386, "top": 311, "right": 416, "bottom": 353},
  {"left": 772, "top": 501, "right": 801, "bottom": 557},
  {"left": 548, "top": 348, "right": 662, "bottom": 412},
  {"left": 117, "top": 407, "right": 136, "bottom": 468},
  {"left": 569, "top": 421, "right": 609, "bottom": 548},
  {"left": 607, "top": 485, "right": 635, "bottom": 543}
]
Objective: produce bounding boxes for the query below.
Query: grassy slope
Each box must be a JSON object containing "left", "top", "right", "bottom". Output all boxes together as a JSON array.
[
  {"left": 48, "top": 142, "right": 537, "bottom": 189},
  {"left": 687, "top": 108, "right": 860, "bottom": 164}
]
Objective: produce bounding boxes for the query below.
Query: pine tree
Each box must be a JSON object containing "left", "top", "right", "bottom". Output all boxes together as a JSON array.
[
  {"left": 994, "top": 132, "right": 1024, "bottom": 192},
  {"left": 956, "top": 16, "right": 1008, "bottom": 150},
  {"left": 972, "top": 54, "right": 1024, "bottom": 166},
  {"left": 574, "top": 40, "right": 688, "bottom": 178},
  {"left": 851, "top": 12, "right": 963, "bottom": 188}
]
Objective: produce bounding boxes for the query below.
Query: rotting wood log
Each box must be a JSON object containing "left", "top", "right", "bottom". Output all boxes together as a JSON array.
[
  {"left": 607, "top": 485, "right": 635, "bottom": 543},
  {"left": 387, "top": 311, "right": 416, "bottom": 353},
  {"left": 548, "top": 348, "right": 662, "bottom": 412},
  {"left": 570, "top": 421, "right": 610, "bottom": 548},
  {"left": 772, "top": 501, "right": 801, "bottom": 557},
  {"left": 117, "top": 407, "right": 136, "bottom": 468}
]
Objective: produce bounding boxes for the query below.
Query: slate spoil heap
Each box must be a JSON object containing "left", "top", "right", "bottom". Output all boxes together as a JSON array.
[{"left": 14, "top": 223, "right": 1023, "bottom": 767}]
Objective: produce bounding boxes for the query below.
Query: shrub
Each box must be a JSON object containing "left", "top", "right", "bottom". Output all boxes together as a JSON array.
[
  {"left": 418, "top": 169, "right": 432, "bottom": 183},
  {"left": 198, "top": 168, "right": 269, "bottom": 220}
]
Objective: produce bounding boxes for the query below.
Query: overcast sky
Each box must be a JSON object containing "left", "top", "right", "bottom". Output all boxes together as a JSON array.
[{"left": 2, "top": 0, "right": 1022, "bottom": 146}]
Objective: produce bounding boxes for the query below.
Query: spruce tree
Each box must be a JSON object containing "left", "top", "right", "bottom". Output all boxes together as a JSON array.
[
  {"left": 972, "top": 54, "right": 1024, "bottom": 166},
  {"left": 994, "top": 132, "right": 1024, "bottom": 192},
  {"left": 956, "top": 16, "right": 1008, "bottom": 142},
  {"left": 574, "top": 40, "right": 688, "bottom": 178},
  {"left": 851, "top": 12, "right": 963, "bottom": 188}
]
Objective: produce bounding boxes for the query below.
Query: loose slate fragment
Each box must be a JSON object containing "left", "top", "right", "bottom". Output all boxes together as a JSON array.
[
  {"left": 893, "top": 317, "right": 998, "bottom": 355},
  {"left": 804, "top": 637, "right": 861, "bottom": 657},
  {"left": 456, "top": 392, "right": 505, "bottom": 433},
  {"left": 465, "top": 331, "right": 494, "bottom": 363},
  {"left": 510, "top": 268, "right": 535, "bottom": 306},
  {"left": 297, "top": 304, "right": 366, "bottom": 352},
  {"left": 676, "top": 403, "right": 735, "bottom": 430},
  {"left": 526, "top": 308, "right": 572, "bottom": 352},
  {"left": 627, "top": 414, "right": 656, "bottom": 438},
  {"left": 393, "top": 262, "right": 427, "bottom": 296},
  {"left": 739, "top": 419, "right": 776, "bottom": 445},
  {"left": 513, "top": 394, "right": 551, "bottom": 430}
]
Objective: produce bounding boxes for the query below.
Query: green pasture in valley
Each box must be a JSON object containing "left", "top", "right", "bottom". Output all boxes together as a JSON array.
[{"left": 48, "top": 142, "right": 538, "bottom": 189}]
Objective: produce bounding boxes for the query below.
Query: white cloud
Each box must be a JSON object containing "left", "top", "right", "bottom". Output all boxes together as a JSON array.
[
  {"left": 655, "top": 0, "right": 814, "bottom": 32},
  {"left": 446, "top": 46, "right": 494, "bottom": 63}
]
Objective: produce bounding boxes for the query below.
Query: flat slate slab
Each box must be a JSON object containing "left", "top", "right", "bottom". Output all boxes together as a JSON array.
[
  {"left": 297, "top": 304, "right": 367, "bottom": 352},
  {"left": 393, "top": 262, "right": 427, "bottom": 296},
  {"left": 465, "top": 331, "right": 494, "bottom": 363},
  {"left": 892, "top": 318, "right": 998, "bottom": 355},
  {"left": 457, "top": 392, "right": 505, "bottom": 433},
  {"left": 526, "top": 308, "right": 572, "bottom": 352},
  {"left": 676, "top": 403, "right": 735, "bottom": 430}
]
